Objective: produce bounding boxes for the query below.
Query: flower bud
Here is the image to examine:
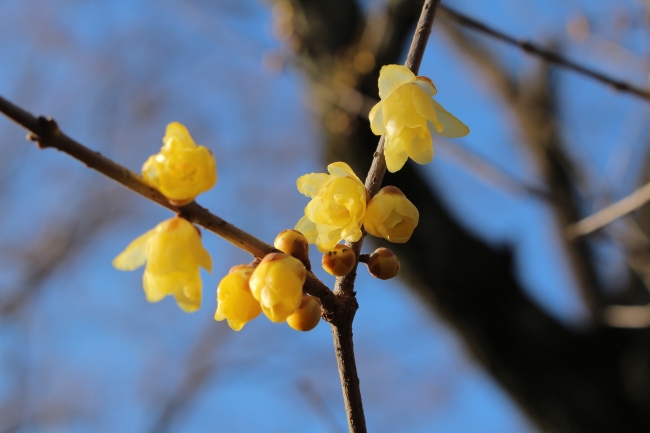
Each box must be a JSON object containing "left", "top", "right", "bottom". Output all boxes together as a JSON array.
[
  {"left": 274, "top": 229, "right": 309, "bottom": 263},
  {"left": 287, "top": 295, "right": 322, "bottom": 332},
  {"left": 249, "top": 253, "right": 306, "bottom": 322},
  {"left": 321, "top": 244, "right": 356, "bottom": 276},
  {"left": 215, "top": 265, "right": 262, "bottom": 331},
  {"left": 367, "top": 248, "right": 400, "bottom": 280},
  {"left": 363, "top": 186, "right": 418, "bottom": 243}
]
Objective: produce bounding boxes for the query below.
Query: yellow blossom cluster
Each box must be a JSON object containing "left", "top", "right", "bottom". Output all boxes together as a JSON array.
[
  {"left": 294, "top": 63, "right": 467, "bottom": 278},
  {"left": 295, "top": 165, "right": 420, "bottom": 250},
  {"left": 112, "top": 124, "right": 321, "bottom": 331},
  {"left": 114, "top": 123, "right": 217, "bottom": 312},
  {"left": 112, "top": 62, "right": 468, "bottom": 329},
  {"left": 215, "top": 251, "right": 319, "bottom": 331}
]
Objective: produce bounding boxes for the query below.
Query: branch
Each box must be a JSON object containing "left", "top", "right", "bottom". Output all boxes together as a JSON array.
[
  {"left": 0, "top": 95, "right": 338, "bottom": 311},
  {"left": 329, "top": 2, "right": 441, "bottom": 433},
  {"left": 440, "top": 5, "right": 650, "bottom": 102},
  {"left": 566, "top": 181, "right": 650, "bottom": 239}
]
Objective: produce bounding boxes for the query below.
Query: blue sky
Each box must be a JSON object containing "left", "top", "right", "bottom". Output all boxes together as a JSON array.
[{"left": 1, "top": 0, "right": 648, "bottom": 432}]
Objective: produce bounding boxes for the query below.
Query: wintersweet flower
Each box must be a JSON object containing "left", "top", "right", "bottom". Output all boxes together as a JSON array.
[
  {"left": 112, "top": 216, "right": 212, "bottom": 312},
  {"left": 363, "top": 186, "right": 418, "bottom": 243},
  {"left": 295, "top": 162, "right": 368, "bottom": 252},
  {"left": 215, "top": 265, "right": 262, "bottom": 331},
  {"left": 249, "top": 253, "right": 306, "bottom": 322},
  {"left": 368, "top": 64, "right": 469, "bottom": 172},
  {"left": 142, "top": 122, "right": 217, "bottom": 205}
]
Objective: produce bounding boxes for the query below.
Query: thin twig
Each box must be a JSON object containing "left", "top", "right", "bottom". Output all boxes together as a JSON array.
[
  {"left": 0, "top": 95, "right": 338, "bottom": 311},
  {"left": 440, "top": 5, "right": 650, "bottom": 102},
  {"left": 329, "top": 1, "right": 441, "bottom": 432},
  {"left": 566, "top": 181, "right": 650, "bottom": 239}
]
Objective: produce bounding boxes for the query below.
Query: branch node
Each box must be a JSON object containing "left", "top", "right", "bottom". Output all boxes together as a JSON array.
[{"left": 31, "top": 116, "right": 61, "bottom": 149}]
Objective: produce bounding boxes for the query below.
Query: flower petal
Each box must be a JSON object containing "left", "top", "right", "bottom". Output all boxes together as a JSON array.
[
  {"left": 403, "top": 129, "right": 433, "bottom": 165},
  {"left": 174, "top": 274, "right": 202, "bottom": 313},
  {"left": 411, "top": 85, "right": 442, "bottom": 131},
  {"left": 112, "top": 229, "right": 156, "bottom": 271},
  {"left": 315, "top": 226, "right": 343, "bottom": 252},
  {"left": 193, "top": 242, "right": 213, "bottom": 273},
  {"left": 327, "top": 161, "right": 362, "bottom": 184},
  {"left": 368, "top": 101, "right": 385, "bottom": 135},
  {"left": 384, "top": 137, "right": 409, "bottom": 173},
  {"left": 297, "top": 173, "right": 329, "bottom": 198},
  {"left": 340, "top": 222, "right": 362, "bottom": 243},
  {"left": 430, "top": 99, "right": 470, "bottom": 138},
  {"left": 164, "top": 121, "right": 195, "bottom": 147},
  {"left": 295, "top": 216, "right": 318, "bottom": 243},
  {"left": 378, "top": 65, "right": 416, "bottom": 100},
  {"left": 414, "top": 77, "right": 437, "bottom": 96},
  {"left": 142, "top": 269, "right": 168, "bottom": 302}
]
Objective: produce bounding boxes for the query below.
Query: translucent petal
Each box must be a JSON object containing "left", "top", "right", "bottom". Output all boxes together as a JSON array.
[
  {"left": 382, "top": 89, "right": 409, "bottom": 134},
  {"left": 384, "top": 139, "right": 409, "bottom": 173},
  {"left": 112, "top": 229, "right": 156, "bottom": 271},
  {"left": 328, "top": 161, "right": 362, "bottom": 184},
  {"left": 174, "top": 289, "right": 201, "bottom": 312},
  {"left": 340, "top": 222, "right": 362, "bottom": 243},
  {"left": 368, "top": 101, "right": 385, "bottom": 135},
  {"left": 378, "top": 64, "right": 416, "bottom": 100},
  {"left": 164, "top": 122, "right": 195, "bottom": 147},
  {"left": 141, "top": 155, "right": 161, "bottom": 189},
  {"left": 297, "top": 173, "right": 329, "bottom": 197},
  {"left": 395, "top": 195, "right": 419, "bottom": 223},
  {"left": 190, "top": 238, "right": 213, "bottom": 273},
  {"left": 410, "top": 85, "right": 442, "bottom": 131},
  {"left": 227, "top": 320, "right": 245, "bottom": 331},
  {"left": 315, "top": 226, "right": 343, "bottom": 252},
  {"left": 403, "top": 129, "right": 433, "bottom": 165},
  {"left": 430, "top": 99, "right": 470, "bottom": 138},
  {"left": 363, "top": 212, "right": 379, "bottom": 238},
  {"left": 214, "top": 307, "right": 226, "bottom": 321},
  {"left": 413, "top": 77, "right": 437, "bottom": 96},
  {"left": 295, "top": 216, "right": 318, "bottom": 243},
  {"left": 142, "top": 269, "right": 168, "bottom": 302}
]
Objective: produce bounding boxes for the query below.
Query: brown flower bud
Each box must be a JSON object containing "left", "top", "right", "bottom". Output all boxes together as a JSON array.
[
  {"left": 321, "top": 244, "right": 356, "bottom": 276},
  {"left": 274, "top": 229, "right": 310, "bottom": 263},
  {"left": 287, "top": 295, "right": 322, "bottom": 332},
  {"left": 367, "top": 247, "right": 400, "bottom": 280}
]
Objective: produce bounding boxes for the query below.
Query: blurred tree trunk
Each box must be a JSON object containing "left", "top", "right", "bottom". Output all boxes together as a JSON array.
[{"left": 271, "top": 0, "right": 650, "bottom": 431}]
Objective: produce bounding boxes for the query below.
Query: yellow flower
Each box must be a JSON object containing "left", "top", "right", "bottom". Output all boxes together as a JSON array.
[
  {"left": 249, "top": 253, "right": 306, "bottom": 322},
  {"left": 363, "top": 186, "right": 418, "bottom": 243},
  {"left": 368, "top": 64, "right": 469, "bottom": 173},
  {"left": 142, "top": 122, "right": 217, "bottom": 205},
  {"left": 215, "top": 265, "right": 262, "bottom": 331},
  {"left": 112, "top": 216, "right": 212, "bottom": 312},
  {"left": 295, "top": 162, "right": 367, "bottom": 252}
]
